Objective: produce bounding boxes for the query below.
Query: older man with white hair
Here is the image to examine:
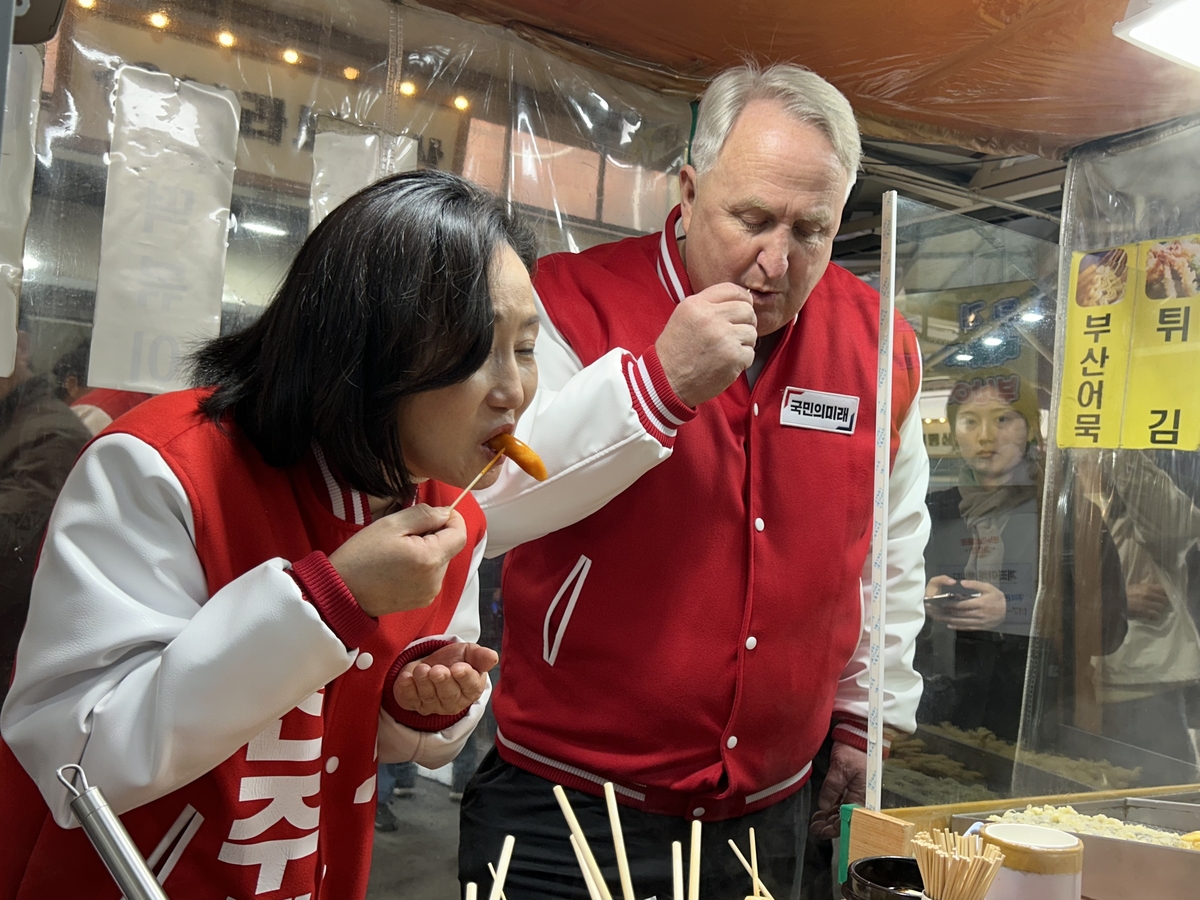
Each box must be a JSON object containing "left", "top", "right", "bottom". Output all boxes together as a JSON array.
[{"left": 461, "top": 64, "right": 930, "bottom": 900}]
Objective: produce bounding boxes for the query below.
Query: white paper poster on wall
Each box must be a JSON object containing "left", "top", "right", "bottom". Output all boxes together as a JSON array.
[
  {"left": 88, "top": 66, "right": 239, "bottom": 394},
  {"left": 308, "top": 128, "right": 418, "bottom": 232},
  {"left": 0, "top": 48, "right": 43, "bottom": 379}
]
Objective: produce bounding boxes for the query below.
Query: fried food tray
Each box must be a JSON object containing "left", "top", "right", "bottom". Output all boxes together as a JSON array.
[{"left": 950, "top": 794, "right": 1200, "bottom": 900}]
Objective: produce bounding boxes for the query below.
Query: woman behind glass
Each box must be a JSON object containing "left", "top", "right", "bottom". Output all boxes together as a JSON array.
[{"left": 920, "top": 371, "right": 1042, "bottom": 741}]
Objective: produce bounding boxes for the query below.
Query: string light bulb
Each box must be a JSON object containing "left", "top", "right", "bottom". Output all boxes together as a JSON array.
[
  {"left": 217, "top": 31, "right": 236, "bottom": 48},
  {"left": 344, "top": 67, "right": 360, "bottom": 80},
  {"left": 398, "top": 81, "right": 416, "bottom": 96},
  {"left": 453, "top": 95, "right": 470, "bottom": 111},
  {"left": 77, "top": 0, "right": 96, "bottom": 9},
  {"left": 149, "top": 12, "right": 169, "bottom": 28},
  {"left": 282, "top": 48, "right": 300, "bottom": 65}
]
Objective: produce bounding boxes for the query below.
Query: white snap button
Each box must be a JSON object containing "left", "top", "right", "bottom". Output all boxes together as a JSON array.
[
  {"left": 356, "top": 652, "right": 374, "bottom": 670},
  {"left": 325, "top": 756, "right": 339, "bottom": 773},
  {"left": 754, "top": 518, "right": 764, "bottom": 532},
  {"left": 693, "top": 807, "right": 705, "bottom": 818},
  {"left": 745, "top": 636, "right": 757, "bottom": 650},
  {"left": 726, "top": 736, "right": 738, "bottom": 749},
  {"left": 753, "top": 403, "right": 759, "bottom": 416}
]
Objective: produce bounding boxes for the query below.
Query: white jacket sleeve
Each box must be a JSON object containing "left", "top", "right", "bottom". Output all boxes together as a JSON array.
[
  {"left": 477, "top": 291, "right": 682, "bottom": 556},
  {"left": 0, "top": 434, "right": 358, "bottom": 827},
  {"left": 376, "top": 538, "right": 491, "bottom": 767},
  {"left": 833, "top": 391, "right": 931, "bottom": 735}
]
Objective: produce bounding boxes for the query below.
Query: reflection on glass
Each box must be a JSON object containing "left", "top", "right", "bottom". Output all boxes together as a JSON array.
[
  {"left": 1079, "top": 451, "right": 1200, "bottom": 773},
  {"left": 0, "top": 326, "right": 90, "bottom": 704}
]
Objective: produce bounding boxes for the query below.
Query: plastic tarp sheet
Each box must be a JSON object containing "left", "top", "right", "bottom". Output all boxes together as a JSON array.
[
  {"left": 418, "top": 0, "right": 1200, "bottom": 159},
  {"left": 20, "top": 0, "right": 690, "bottom": 362}
]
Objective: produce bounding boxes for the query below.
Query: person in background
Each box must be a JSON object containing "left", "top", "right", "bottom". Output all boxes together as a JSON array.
[
  {"left": 0, "top": 325, "right": 90, "bottom": 704},
  {"left": 0, "top": 171, "right": 536, "bottom": 900},
  {"left": 462, "top": 63, "right": 929, "bottom": 900},
  {"left": 1086, "top": 450, "right": 1200, "bottom": 771},
  {"left": 52, "top": 340, "right": 152, "bottom": 435}
]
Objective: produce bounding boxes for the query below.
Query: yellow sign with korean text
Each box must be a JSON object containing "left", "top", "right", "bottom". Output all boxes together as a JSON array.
[
  {"left": 1056, "top": 246, "right": 1136, "bottom": 448},
  {"left": 1120, "top": 235, "right": 1200, "bottom": 449}
]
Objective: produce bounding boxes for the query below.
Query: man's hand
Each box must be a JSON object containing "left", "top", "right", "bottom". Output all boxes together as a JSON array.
[
  {"left": 393, "top": 642, "right": 499, "bottom": 717},
  {"left": 809, "top": 741, "right": 867, "bottom": 839},
  {"left": 1127, "top": 581, "right": 1170, "bottom": 623},
  {"left": 329, "top": 504, "right": 467, "bottom": 618},
  {"left": 655, "top": 282, "right": 757, "bottom": 407},
  {"left": 926, "top": 579, "right": 1007, "bottom": 631}
]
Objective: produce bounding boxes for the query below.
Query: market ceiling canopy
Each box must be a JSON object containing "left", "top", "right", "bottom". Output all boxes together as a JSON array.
[{"left": 413, "top": 0, "right": 1200, "bottom": 158}]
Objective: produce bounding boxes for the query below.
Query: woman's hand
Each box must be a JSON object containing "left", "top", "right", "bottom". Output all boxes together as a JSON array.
[
  {"left": 926, "top": 578, "right": 1007, "bottom": 631},
  {"left": 329, "top": 504, "right": 467, "bottom": 618},
  {"left": 393, "top": 642, "right": 499, "bottom": 717}
]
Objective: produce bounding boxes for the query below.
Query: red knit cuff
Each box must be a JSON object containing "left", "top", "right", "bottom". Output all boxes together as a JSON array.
[
  {"left": 641, "top": 345, "right": 697, "bottom": 422},
  {"left": 620, "top": 346, "right": 697, "bottom": 449},
  {"left": 381, "top": 638, "right": 472, "bottom": 733},
  {"left": 831, "top": 716, "right": 892, "bottom": 759},
  {"left": 289, "top": 551, "right": 377, "bottom": 650}
]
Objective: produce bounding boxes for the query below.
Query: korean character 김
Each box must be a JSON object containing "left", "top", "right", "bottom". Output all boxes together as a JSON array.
[{"left": 1149, "top": 409, "right": 1182, "bottom": 445}]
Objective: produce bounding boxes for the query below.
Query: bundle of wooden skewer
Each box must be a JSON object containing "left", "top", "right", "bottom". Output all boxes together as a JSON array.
[
  {"left": 554, "top": 783, "right": 638, "bottom": 900},
  {"left": 554, "top": 780, "right": 779, "bottom": 900},
  {"left": 912, "top": 829, "right": 1003, "bottom": 900}
]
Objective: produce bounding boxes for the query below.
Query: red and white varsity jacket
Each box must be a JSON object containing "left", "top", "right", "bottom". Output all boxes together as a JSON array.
[
  {"left": 477, "top": 206, "right": 930, "bottom": 820},
  {"left": 0, "top": 389, "right": 488, "bottom": 900}
]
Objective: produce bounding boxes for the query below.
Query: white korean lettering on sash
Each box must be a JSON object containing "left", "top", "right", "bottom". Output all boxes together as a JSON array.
[
  {"left": 779, "top": 387, "right": 860, "bottom": 434},
  {"left": 219, "top": 690, "right": 324, "bottom": 894}
]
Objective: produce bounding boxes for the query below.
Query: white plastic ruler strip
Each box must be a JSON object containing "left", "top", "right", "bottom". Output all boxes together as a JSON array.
[
  {"left": 0, "top": 47, "right": 42, "bottom": 378},
  {"left": 866, "top": 190, "right": 898, "bottom": 811},
  {"left": 308, "top": 129, "right": 418, "bottom": 233},
  {"left": 88, "top": 66, "right": 239, "bottom": 394}
]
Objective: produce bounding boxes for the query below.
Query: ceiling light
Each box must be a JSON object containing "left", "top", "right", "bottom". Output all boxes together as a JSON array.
[
  {"left": 149, "top": 12, "right": 169, "bottom": 29},
  {"left": 241, "top": 222, "right": 288, "bottom": 237},
  {"left": 344, "top": 67, "right": 360, "bottom": 81},
  {"left": 217, "top": 31, "right": 236, "bottom": 48},
  {"left": 282, "top": 49, "right": 300, "bottom": 65},
  {"left": 1020, "top": 311, "right": 1045, "bottom": 323},
  {"left": 1114, "top": 0, "right": 1200, "bottom": 72},
  {"left": 453, "top": 95, "right": 470, "bottom": 111},
  {"left": 955, "top": 353, "right": 974, "bottom": 362},
  {"left": 982, "top": 336, "right": 1003, "bottom": 347},
  {"left": 77, "top": 0, "right": 96, "bottom": 9},
  {"left": 399, "top": 81, "right": 416, "bottom": 96}
]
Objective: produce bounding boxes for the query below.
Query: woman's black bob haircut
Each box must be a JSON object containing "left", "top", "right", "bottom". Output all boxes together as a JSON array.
[{"left": 191, "top": 169, "right": 537, "bottom": 501}]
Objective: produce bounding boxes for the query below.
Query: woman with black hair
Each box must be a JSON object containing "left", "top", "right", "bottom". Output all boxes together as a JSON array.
[{"left": 0, "top": 170, "right": 541, "bottom": 900}]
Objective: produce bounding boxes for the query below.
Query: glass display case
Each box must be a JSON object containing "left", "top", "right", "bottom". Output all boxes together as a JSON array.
[{"left": 880, "top": 120, "right": 1200, "bottom": 851}]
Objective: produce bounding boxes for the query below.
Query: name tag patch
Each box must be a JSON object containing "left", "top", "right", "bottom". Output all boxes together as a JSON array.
[{"left": 780, "top": 387, "right": 859, "bottom": 434}]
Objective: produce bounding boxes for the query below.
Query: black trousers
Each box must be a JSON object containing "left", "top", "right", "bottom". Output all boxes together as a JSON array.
[{"left": 459, "top": 748, "right": 810, "bottom": 900}]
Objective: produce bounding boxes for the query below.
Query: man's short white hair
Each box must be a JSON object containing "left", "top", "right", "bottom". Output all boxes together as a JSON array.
[{"left": 690, "top": 63, "right": 860, "bottom": 190}]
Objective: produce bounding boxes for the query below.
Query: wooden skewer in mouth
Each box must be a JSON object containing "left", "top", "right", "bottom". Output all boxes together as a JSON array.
[
  {"left": 448, "top": 451, "right": 506, "bottom": 511},
  {"left": 447, "top": 433, "right": 548, "bottom": 511}
]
